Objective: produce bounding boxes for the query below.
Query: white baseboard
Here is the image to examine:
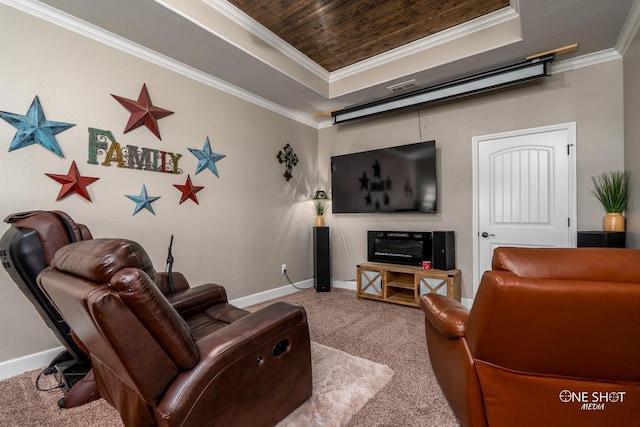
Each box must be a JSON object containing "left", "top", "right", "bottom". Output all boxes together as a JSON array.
[
  {"left": 229, "top": 279, "right": 314, "bottom": 307},
  {"left": 331, "top": 279, "right": 357, "bottom": 291},
  {"left": 0, "top": 346, "right": 64, "bottom": 381},
  {"left": 0, "top": 278, "right": 354, "bottom": 380},
  {"left": 230, "top": 278, "right": 357, "bottom": 307}
]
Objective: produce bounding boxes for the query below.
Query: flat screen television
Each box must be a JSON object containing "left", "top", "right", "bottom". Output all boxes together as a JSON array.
[{"left": 330, "top": 140, "right": 437, "bottom": 213}]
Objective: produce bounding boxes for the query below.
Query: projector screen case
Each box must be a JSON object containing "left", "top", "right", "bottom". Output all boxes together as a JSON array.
[{"left": 332, "top": 54, "right": 555, "bottom": 124}]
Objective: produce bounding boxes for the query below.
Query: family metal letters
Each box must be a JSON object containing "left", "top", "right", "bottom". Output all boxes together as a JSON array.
[{"left": 87, "top": 127, "right": 182, "bottom": 174}]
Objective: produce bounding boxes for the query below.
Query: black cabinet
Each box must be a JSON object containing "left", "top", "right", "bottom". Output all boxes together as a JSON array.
[
  {"left": 577, "top": 231, "right": 625, "bottom": 248},
  {"left": 313, "top": 226, "right": 330, "bottom": 292}
]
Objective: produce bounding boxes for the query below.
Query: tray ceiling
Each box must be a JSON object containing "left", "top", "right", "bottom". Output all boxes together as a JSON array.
[
  {"left": 226, "top": 0, "right": 510, "bottom": 72},
  {"left": 19, "top": 0, "right": 639, "bottom": 125}
]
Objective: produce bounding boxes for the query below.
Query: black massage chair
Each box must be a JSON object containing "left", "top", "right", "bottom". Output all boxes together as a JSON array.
[{"left": 0, "top": 210, "right": 98, "bottom": 408}]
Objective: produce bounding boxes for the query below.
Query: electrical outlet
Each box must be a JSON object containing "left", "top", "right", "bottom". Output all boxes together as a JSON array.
[{"left": 281, "top": 264, "right": 287, "bottom": 274}]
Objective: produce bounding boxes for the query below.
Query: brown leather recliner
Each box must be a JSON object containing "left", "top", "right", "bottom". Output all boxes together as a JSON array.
[
  {"left": 420, "top": 247, "right": 640, "bottom": 427},
  {"left": 37, "top": 238, "right": 312, "bottom": 427}
]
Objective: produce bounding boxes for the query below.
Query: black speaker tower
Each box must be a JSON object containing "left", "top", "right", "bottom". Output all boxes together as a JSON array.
[
  {"left": 313, "top": 226, "right": 331, "bottom": 292},
  {"left": 432, "top": 231, "right": 455, "bottom": 270}
]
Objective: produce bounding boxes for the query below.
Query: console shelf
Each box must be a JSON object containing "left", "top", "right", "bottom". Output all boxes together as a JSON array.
[{"left": 356, "top": 262, "right": 461, "bottom": 307}]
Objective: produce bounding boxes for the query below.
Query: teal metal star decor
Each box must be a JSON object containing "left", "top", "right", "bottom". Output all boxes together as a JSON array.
[
  {"left": 126, "top": 184, "right": 161, "bottom": 215},
  {"left": 0, "top": 96, "right": 75, "bottom": 157},
  {"left": 188, "top": 137, "right": 226, "bottom": 176}
]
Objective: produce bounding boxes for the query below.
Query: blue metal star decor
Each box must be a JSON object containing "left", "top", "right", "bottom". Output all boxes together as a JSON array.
[
  {"left": 188, "top": 137, "right": 226, "bottom": 176},
  {"left": 126, "top": 184, "right": 161, "bottom": 215},
  {"left": 0, "top": 96, "right": 75, "bottom": 157}
]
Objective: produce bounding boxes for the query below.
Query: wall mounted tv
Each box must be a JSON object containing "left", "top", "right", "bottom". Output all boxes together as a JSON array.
[{"left": 331, "top": 140, "right": 437, "bottom": 213}]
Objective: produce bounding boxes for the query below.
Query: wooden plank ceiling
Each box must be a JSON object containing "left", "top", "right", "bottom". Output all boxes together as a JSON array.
[{"left": 227, "top": 0, "right": 510, "bottom": 72}]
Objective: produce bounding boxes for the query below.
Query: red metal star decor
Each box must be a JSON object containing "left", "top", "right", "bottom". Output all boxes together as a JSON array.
[
  {"left": 111, "top": 83, "right": 174, "bottom": 140},
  {"left": 173, "top": 175, "right": 204, "bottom": 205},
  {"left": 45, "top": 161, "right": 100, "bottom": 201}
]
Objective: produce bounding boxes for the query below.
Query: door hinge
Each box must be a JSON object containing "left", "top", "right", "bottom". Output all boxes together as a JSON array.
[
  {"left": 567, "top": 143, "right": 574, "bottom": 155},
  {"left": 568, "top": 217, "right": 571, "bottom": 227}
]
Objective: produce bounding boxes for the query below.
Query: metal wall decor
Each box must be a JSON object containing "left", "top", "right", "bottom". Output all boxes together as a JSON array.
[
  {"left": 111, "top": 83, "right": 174, "bottom": 140},
  {"left": 126, "top": 184, "right": 161, "bottom": 215},
  {"left": 0, "top": 95, "right": 75, "bottom": 157},
  {"left": 173, "top": 175, "right": 204, "bottom": 205},
  {"left": 45, "top": 161, "right": 100, "bottom": 201},
  {"left": 276, "top": 143, "right": 298, "bottom": 182},
  {"left": 189, "top": 137, "right": 225, "bottom": 176},
  {"left": 87, "top": 127, "right": 183, "bottom": 174},
  {"left": 1, "top": 85, "right": 227, "bottom": 212}
]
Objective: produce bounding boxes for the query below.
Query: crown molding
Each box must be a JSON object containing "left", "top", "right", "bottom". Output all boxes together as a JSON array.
[
  {"left": 615, "top": 0, "right": 640, "bottom": 55},
  {"left": 552, "top": 48, "right": 622, "bottom": 74},
  {"left": 0, "top": 0, "right": 628, "bottom": 130},
  {"left": 0, "top": 0, "right": 319, "bottom": 128},
  {"left": 203, "top": 0, "right": 330, "bottom": 82}
]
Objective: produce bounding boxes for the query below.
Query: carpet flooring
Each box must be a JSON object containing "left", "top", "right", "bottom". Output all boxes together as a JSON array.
[
  {"left": 0, "top": 288, "right": 458, "bottom": 426},
  {"left": 0, "top": 340, "right": 393, "bottom": 427},
  {"left": 250, "top": 288, "right": 458, "bottom": 426}
]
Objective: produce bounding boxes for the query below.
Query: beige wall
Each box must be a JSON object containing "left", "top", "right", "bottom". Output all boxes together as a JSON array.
[
  {"left": 0, "top": 6, "right": 318, "bottom": 362},
  {"left": 0, "top": 3, "right": 630, "bottom": 365},
  {"left": 624, "top": 27, "right": 640, "bottom": 247},
  {"left": 320, "top": 60, "right": 625, "bottom": 299}
]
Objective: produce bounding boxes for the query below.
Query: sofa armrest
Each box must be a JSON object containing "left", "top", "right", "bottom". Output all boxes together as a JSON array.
[
  {"left": 195, "top": 301, "right": 308, "bottom": 358},
  {"left": 165, "top": 283, "right": 229, "bottom": 317},
  {"left": 157, "top": 301, "right": 312, "bottom": 425},
  {"left": 420, "top": 293, "right": 469, "bottom": 339},
  {"left": 155, "top": 272, "right": 191, "bottom": 295}
]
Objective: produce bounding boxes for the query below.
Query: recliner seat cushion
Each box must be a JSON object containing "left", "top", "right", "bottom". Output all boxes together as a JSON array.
[{"left": 185, "top": 303, "right": 251, "bottom": 341}]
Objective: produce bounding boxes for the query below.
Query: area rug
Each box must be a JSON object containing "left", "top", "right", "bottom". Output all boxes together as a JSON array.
[
  {"left": 0, "top": 341, "right": 393, "bottom": 427},
  {"left": 278, "top": 341, "right": 394, "bottom": 426}
]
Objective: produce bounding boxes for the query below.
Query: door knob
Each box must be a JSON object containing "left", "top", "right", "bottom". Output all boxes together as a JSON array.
[{"left": 481, "top": 232, "right": 495, "bottom": 238}]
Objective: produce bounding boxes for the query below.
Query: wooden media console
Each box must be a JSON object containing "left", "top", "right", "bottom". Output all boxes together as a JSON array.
[{"left": 356, "top": 262, "right": 461, "bottom": 307}]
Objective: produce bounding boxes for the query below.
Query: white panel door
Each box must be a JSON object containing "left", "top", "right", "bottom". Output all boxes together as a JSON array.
[{"left": 473, "top": 123, "right": 576, "bottom": 297}]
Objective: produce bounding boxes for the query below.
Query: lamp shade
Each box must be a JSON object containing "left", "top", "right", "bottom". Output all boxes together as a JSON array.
[{"left": 313, "top": 190, "right": 329, "bottom": 200}]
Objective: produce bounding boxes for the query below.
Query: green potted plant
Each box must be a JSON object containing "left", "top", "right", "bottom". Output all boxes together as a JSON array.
[
  {"left": 313, "top": 190, "right": 328, "bottom": 226},
  {"left": 591, "top": 170, "right": 630, "bottom": 231}
]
